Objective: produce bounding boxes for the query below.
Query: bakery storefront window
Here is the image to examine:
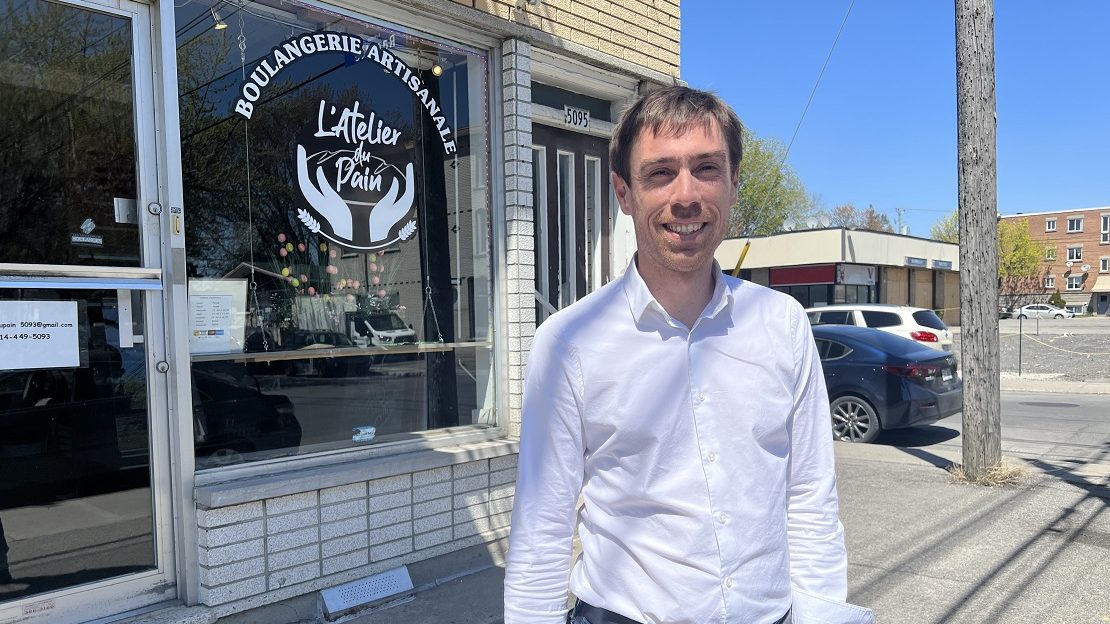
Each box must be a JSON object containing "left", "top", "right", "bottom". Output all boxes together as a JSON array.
[{"left": 175, "top": 1, "right": 493, "bottom": 468}]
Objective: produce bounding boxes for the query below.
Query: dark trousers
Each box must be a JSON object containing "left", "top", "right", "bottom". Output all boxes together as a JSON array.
[{"left": 568, "top": 600, "right": 790, "bottom": 624}]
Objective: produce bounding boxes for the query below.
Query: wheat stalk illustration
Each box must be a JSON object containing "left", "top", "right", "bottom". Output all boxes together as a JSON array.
[{"left": 297, "top": 208, "right": 321, "bottom": 233}]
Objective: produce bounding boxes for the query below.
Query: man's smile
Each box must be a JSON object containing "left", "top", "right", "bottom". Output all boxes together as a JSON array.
[{"left": 663, "top": 222, "right": 706, "bottom": 235}]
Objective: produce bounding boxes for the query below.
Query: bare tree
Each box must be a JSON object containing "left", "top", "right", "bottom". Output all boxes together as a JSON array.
[
  {"left": 956, "top": 0, "right": 1001, "bottom": 479},
  {"left": 825, "top": 203, "right": 894, "bottom": 232}
]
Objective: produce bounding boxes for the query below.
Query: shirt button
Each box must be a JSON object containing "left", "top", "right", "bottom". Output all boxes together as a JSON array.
[
  {"left": 716, "top": 512, "right": 728, "bottom": 524},
  {"left": 724, "top": 577, "right": 734, "bottom": 588},
  {"left": 697, "top": 392, "right": 707, "bottom": 403},
  {"left": 706, "top": 452, "right": 717, "bottom": 463}
]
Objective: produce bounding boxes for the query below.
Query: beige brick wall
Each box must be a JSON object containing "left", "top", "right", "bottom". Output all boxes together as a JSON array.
[{"left": 456, "top": 0, "right": 680, "bottom": 76}]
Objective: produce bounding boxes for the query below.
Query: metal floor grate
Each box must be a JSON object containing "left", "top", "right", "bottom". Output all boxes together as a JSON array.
[{"left": 321, "top": 565, "right": 413, "bottom": 618}]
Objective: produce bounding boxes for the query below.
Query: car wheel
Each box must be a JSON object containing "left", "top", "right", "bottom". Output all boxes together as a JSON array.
[
  {"left": 1054, "top": 314, "right": 1064, "bottom": 319},
  {"left": 830, "top": 395, "right": 881, "bottom": 443},
  {"left": 1017, "top": 314, "right": 1027, "bottom": 320}
]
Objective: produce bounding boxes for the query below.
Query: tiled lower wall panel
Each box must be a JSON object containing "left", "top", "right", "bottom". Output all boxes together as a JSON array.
[{"left": 196, "top": 454, "right": 518, "bottom": 607}]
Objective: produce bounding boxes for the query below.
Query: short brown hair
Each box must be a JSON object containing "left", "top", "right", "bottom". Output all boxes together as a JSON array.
[{"left": 609, "top": 86, "right": 743, "bottom": 185}]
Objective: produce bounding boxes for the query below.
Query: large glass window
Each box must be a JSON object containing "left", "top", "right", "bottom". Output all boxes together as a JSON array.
[{"left": 175, "top": 0, "right": 492, "bottom": 468}]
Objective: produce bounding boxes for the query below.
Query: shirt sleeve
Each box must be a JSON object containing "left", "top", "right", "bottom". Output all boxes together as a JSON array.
[
  {"left": 785, "top": 303, "right": 849, "bottom": 600},
  {"left": 503, "top": 323, "right": 586, "bottom": 624}
]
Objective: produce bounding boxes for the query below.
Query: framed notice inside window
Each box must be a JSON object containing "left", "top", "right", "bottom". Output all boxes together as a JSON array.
[{"left": 188, "top": 279, "right": 248, "bottom": 354}]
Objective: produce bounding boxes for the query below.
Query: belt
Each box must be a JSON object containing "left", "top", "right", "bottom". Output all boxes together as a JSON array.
[
  {"left": 567, "top": 600, "right": 791, "bottom": 624},
  {"left": 567, "top": 600, "right": 638, "bottom": 624}
]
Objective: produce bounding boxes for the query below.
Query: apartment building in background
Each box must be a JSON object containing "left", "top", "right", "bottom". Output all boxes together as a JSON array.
[{"left": 1001, "top": 207, "right": 1110, "bottom": 315}]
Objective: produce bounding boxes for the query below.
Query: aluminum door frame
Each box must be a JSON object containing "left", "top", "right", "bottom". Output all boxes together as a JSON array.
[{"left": 0, "top": 0, "right": 178, "bottom": 620}]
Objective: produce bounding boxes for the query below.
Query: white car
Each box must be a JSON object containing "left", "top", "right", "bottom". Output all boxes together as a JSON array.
[
  {"left": 805, "top": 304, "right": 954, "bottom": 351},
  {"left": 1015, "top": 303, "right": 1074, "bottom": 319}
]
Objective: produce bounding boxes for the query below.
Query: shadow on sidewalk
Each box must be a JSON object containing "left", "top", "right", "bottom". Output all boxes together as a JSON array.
[
  {"left": 872, "top": 425, "right": 960, "bottom": 470},
  {"left": 850, "top": 438, "right": 1110, "bottom": 623},
  {"left": 926, "top": 441, "right": 1110, "bottom": 623},
  {"left": 878, "top": 426, "right": 960, "bottom": 449}
]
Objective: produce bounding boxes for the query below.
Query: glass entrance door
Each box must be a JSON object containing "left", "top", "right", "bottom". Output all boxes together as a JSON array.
[{"left": 0, "top": 0, "right": 175, "bottom": 620}]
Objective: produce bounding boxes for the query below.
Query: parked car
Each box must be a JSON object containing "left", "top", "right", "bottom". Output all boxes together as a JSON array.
[
  {"left": 191, "top": 366, "right": 301, "bottom": 467},
  {"left": 813, "top": 325, "right": 963, "bottom": 443},
  {"left": 1015, "top": 303, "right": 1073, "bottom": 319},
  {"left": 998, "top": 305, "right": 1013, "bottom": 319},
  {"left": 806, "top": 304, "right": 953, "bottom": 352},
  {"left": 345, "top": 311, "right": 417, "bottom": 347}
]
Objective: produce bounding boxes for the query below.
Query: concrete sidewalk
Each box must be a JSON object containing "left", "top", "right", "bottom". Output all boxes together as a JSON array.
[{"left": 336, "top": 441, "right": 1110, "bottom": 624}]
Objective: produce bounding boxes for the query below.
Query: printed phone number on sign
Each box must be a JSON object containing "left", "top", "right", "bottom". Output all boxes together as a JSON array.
[{"left": 0, "top": 333, "right": 52, "bottom": 341}]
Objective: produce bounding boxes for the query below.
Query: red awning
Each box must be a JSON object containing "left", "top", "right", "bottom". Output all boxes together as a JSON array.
[{"left": 769, "top": 265, "right": 836, "bottom": 287}]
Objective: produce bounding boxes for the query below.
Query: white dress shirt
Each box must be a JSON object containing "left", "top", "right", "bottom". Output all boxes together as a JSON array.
[{"left": 504, "top": 261, "right": 847, "bottom": 624}]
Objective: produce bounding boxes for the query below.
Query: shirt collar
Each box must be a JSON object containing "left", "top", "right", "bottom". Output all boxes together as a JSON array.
[{"left": 622, "top": 256, "right": 735, "bottom": 325}]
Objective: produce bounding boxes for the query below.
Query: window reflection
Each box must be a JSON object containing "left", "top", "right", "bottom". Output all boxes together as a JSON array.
[
  {"left": 0, "top": 0, "right": 140, "bottom": 266},
  {"left": 176, "top": 0, "right": 493, "bottom": 467}
]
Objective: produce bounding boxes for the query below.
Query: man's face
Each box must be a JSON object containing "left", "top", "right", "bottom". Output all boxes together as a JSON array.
[{"left": 613, "top": 120, "right": 739, "bottom": 282}]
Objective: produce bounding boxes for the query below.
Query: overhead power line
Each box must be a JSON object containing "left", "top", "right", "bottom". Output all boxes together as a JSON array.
[{"left": 780, "top": 0, "right": 856, "bottom": 168}]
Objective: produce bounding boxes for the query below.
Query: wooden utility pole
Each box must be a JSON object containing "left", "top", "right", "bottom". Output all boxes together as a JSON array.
[{"left": 956, "top": 0, "right": 1002, "bottom": 478}]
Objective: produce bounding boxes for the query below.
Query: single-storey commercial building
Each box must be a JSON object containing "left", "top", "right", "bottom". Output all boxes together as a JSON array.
[{"left": 715, "top": 228, "right": 962, "bottom": 325}]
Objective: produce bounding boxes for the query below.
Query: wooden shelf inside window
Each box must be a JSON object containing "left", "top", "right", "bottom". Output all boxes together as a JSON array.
[{"left": 190, "top": 341, "right": 492, "bottom": 364}]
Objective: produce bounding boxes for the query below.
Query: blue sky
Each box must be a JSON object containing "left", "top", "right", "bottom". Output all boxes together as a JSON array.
[{"left": 681, "top": 1, "right": 1110, "bottom": 238}]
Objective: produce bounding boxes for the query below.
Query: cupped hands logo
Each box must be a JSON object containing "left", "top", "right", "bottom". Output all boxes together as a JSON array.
[{"left": 295, "top": 98, "right": 418, "bottom": 251}]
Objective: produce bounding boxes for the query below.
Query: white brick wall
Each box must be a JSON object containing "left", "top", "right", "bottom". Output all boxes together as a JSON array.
[
  {"left": 502, "top": 38, "right": 536, "bottom": 440},
  {"left": 196, "top": 453, "right": 519, "bottom": 608}
]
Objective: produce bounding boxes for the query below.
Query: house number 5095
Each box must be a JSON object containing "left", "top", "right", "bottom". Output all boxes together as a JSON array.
[{"left": 563, "top": 105, "right": 590, "bottom": 130}]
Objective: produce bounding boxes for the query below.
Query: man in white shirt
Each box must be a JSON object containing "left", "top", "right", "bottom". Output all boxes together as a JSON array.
[{"left": 503, "top": 86, "right": 849, "bottom": 624}]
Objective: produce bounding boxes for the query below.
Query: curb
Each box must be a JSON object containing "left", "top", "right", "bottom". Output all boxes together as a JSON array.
[{"left": 999, "top": 377, "right": 1110, "bottom": 394}]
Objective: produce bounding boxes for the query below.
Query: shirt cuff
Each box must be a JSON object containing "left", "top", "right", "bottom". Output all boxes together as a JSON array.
[{"left": 503, "top": 605, "right": 568, "bottom": 624}]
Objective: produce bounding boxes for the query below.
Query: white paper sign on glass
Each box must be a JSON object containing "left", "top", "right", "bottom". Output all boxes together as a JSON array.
[
  {"left": 0, "top": 301, "right": 80, "bottom": 371},
  {"left": 188, "top": 279, "right": 248, "bottom": 354}
]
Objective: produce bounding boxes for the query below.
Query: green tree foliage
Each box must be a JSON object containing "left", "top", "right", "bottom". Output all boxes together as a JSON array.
[
  {"left": 998, "top": 217, "right": 1044, "bottom": 303},
  {"left": 728, "top": 126, "right": 816, "bottom": 237},
  {"left": 1048, "top": 290, "right": 1066, "bottom": 308},
  {"left": 930, "top": 210, "right": 959, "bottom": 243},
  {"left": 826, "top": 203, "right": 894, "bottom": 232}
]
